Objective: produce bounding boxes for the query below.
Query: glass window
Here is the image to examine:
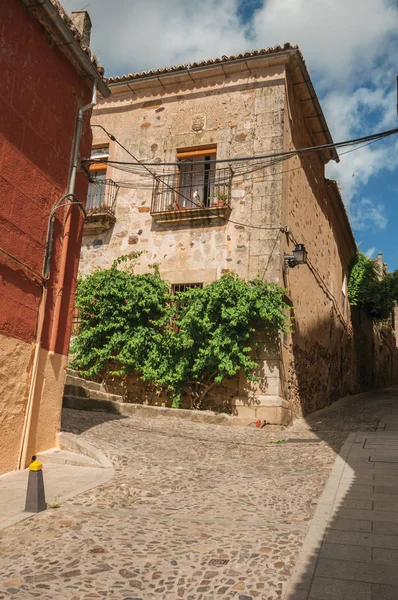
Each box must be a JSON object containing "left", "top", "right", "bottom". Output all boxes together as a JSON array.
[
  {"left": 176, "top": 147, "right": 216, "bottom": 209},
  {"left": 87, "top": 145, "right": 109, "bottom": 211}
]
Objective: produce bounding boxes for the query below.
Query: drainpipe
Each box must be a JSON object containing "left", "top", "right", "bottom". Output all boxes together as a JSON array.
[
  {"left": 18, "top": 81, "right": 97, "bottom": 470},
  {"left": 49, "top": 80, "right": 97, "bottom": 353}
]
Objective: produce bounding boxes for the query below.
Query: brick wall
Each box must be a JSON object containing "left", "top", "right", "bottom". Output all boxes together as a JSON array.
[{"left": 0, "top": 0, "right": 92, "bottom": 355}]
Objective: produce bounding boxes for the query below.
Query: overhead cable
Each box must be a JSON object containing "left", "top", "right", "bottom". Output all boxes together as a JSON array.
[
  {"left": 88, "top": 124, "right": 397, "bottom": 232},
  {"left": 86, "top": 126, "right": 398, "bottom": 168}
]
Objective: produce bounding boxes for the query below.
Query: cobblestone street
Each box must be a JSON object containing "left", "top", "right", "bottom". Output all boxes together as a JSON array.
[{"left": 0, "top": 390, "right": 397, "bottom": 600}]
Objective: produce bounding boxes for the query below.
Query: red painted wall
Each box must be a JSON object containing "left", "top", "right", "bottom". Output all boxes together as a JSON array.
[{"left": 0, "top": 0, "right": 93, "bottom": 355}]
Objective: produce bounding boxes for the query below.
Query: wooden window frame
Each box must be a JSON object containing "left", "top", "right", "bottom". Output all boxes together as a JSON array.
[
  {"left": 175, "top": 146, "right": 217, "bottom": 209},
  {"left": 89, "top": 144, "right": 109, "bottom": 173},
  {"left": 176, "top": 146, "right": 216, "bottom": 159}
]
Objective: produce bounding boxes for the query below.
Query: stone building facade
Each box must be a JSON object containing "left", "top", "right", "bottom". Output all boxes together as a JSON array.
[
  {"left": 0, "top": 0, "right": 109, "bottom": 475},
  {"left": 78, "top": 45, "right": 397, "bottom": 423}
]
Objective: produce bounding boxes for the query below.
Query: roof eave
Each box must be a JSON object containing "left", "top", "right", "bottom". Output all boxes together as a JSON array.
[
  {"left": 293, "top": 53, "right": 339, "bottom": 164},
  {"left": 326, "top": 179, "right": 356, "bottom": 251},
  {"left": 107, "top": 47, "right": 295, "bottom": 87},
  {"left": 21, "top": 0, "right": 110, "bottom": 98},
  {"left": 106, "top": 46, "right": 337, "bottom": 164}
]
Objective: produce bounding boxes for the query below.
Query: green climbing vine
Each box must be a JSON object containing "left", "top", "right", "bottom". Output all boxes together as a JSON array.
[
  {"left": 348, "top": 253, "right": 398, "bottom": 321},
  {"left": 70, "top": 255, "right": 291, "bottom": 408}
]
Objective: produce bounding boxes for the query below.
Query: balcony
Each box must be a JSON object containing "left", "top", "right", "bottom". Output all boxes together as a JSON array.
[
  {"left": 151, "top": 167, "right": 232, "bottom": 226},
  {"left": 84, "top": 179, "right": 119, "bottom": 233}
]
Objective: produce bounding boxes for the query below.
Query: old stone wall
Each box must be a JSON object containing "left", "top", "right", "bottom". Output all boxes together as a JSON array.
[
  {"left": 90, "top": 369, "right": 239, "bottom": 414},
  {"left": 75, "top": 57, "right": 397, "bottom": 422},
  {"left": 81, "top": 65, "right": 287, "bottom": 286},
  {"left": 281, "top": 72, "right": 397, "bottom": 416},
  {"left": 79, "top": 61, "right": 289, "bottom": 419},
  {"left": 352, "top": 309, "right": 398, "bottom": 392},
  {"left": 281, "top": 72, "right": 357, "bottom": 416}
]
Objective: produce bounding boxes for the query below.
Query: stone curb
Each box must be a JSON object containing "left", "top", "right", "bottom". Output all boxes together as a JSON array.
[
  {"left": 281, "top": 431, "right": 356, "bottom": 600},
  {"left": 58, "top": 432, "right": 113, "bottom": 469},
  {"left": 0, "top": 452, "right": 114, "bottom": 532},
  {"left": 63, "top": 395, "right": 263, "bottom": 427}
]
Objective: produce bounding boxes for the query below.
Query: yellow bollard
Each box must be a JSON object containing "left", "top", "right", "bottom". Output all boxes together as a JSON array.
[{"left": 24, "top": 455, "right": 46, "bottom": 513}]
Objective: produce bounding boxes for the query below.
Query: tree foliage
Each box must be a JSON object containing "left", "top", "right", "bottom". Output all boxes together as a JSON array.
[
  {"left": 71, "top": 256, "right": 290, "bottom": 407},
  {"left": 348, "top": 253, "right": 398, "bottom": 321}
]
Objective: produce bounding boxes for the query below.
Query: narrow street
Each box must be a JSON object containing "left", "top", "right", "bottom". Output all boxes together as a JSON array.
[{"left": 0, "top": 389, "right": 397, "bottom": 600}]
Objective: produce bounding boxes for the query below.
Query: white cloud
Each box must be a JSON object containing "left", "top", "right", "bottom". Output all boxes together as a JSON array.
[
  {"left": 365, "top": 247, "right": 376, "bottom": 258},
  {"left": 62, "top": 0, "right": 398, "bottom": 220},
  {"left": 63, "top": 0, "right": 249, "bottom": 76},
  {"left": 252, "top": 0, "right": 398, "bottom": 88},
  {"left": 324, "top": 86, "right": 398, "bottom": 204},
  {"left": 349, "top": 198, "right": 388, "bottom": 231},
  {"left": 62, "top": 0, "right": 398, "bottom": 83}
]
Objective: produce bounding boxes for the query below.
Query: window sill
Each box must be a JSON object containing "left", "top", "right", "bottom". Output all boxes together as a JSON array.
[
  {"left": 84, "top": 211, "right": 116, "bottom": 233},
  {"left": 151, "top": 205, "right": 231, "bottom": 226}
]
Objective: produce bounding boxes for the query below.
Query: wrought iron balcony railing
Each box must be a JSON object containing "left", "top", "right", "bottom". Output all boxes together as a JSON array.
[
  {"left": 151, "top": 167, "right": 232, "bottom": 215},
  {"left": 86, "top": 179, "right": 119, "bottom": 218}
]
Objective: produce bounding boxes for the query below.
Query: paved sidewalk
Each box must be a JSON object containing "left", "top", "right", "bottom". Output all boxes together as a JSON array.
[
  {"left": 1, "top": 390, "right": 397, "bottom": 600},
  {"left": 284, "top": 412, "right": 398, "bottom": 600},
  {"left": 0, "top": 447, "right": 113, "bottom": 531}
]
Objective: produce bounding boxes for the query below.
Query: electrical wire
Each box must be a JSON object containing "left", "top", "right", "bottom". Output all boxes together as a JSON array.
[
  {"left": 0, "top": 247, "right": 43, "bottom": 284},
  {"left": 85, "top": 126, "right": 398, "bottom": 168},
  {"left": 105, "top": 137, "right": 386, "bottom": 185},
  {"left": 83, "top": 124, "right": 396, "bottom": 330},
  {"left": 88, "top": 123, "right": 397, "bottom": 232},
  {"left": 91, "top": 125, "right": 284, "bottom": 230},
  {"left": 91, "top": 124, "right": 216, "bottom": 213}
]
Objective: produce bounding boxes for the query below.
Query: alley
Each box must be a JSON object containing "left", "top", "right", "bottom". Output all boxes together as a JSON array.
[{"left": 0, "top": 389, "right": 397, "bottom": 600}]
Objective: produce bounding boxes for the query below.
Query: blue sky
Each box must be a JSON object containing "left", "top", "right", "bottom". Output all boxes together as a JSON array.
[{"left": 64, "top": 0, "right": 398, "bottom": 269}]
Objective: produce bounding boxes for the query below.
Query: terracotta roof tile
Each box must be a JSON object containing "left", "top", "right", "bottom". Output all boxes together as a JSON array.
[
  {"left": 52, "top": 0, "right": 105, "bottom": 75},
  {"left": 107, "top": 43, "right": 301, "bottom": 84},
  {"left": 25, "top": 0, "right": 104, "bottom": 77}
]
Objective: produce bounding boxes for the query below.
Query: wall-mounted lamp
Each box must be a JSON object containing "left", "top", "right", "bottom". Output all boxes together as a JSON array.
[{"left": 284, "top": 243, "right": 307, "bottom": 269}]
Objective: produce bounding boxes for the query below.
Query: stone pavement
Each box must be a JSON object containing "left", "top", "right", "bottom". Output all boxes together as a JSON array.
[
  {"left": 0, "top": 388, "right": 397, "bottom": 600},
  {"left": 284, "top": 403, "right": 398, "bottom": 600}
]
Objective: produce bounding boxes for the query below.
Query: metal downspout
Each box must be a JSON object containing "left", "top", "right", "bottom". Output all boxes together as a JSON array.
[
  {"left": 49, "top": 80, "right": 97, "bottom": 353},
  {"left": 18, "top": 81, "right": 97, "bottom": 470}
]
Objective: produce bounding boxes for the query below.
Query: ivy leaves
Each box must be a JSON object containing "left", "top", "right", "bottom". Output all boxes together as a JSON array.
[
  {"left": 71, "top": 258, "right": 290, "bottom": 406},
  {"left": 348, "top": 253, "right": 398, "bottom": 321}
]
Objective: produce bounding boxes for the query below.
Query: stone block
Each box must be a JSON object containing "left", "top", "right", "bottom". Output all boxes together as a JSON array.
[
  {"left": 256, "top": 110, "right": 284, "bottom": 127},
  {"left": 319, "top": 542, "right": 371, "bottom": 563},
  {"left": 371, "top": 584, "right": 398, "bottom": 600},
  {"left": 374, "top": 485, "right": 398, "bottom": 496},
  {"left": 254, "top": 86, "right": 284, "bottom": 114},
  {"left": 372, "top": 521, "right": 398, "bottom": 535},
  {"left": 324, "top": 529, "right": 398, "bottom": 550},
  {"left": 240, "top": 375, "right": 280, "bottom": 396},
  {"left": 374, "top": 500, "right": 398, "bottom": 512},
  {"left": 232, "top": 402, "right": 291, "bottom": 425},
  {"left": 316, "top": 558, "right": 398, "bottom": 586},
  {"left": 309, "top": 577, "right": 371, "bottom": 600},
  {"left": 372, "top": 548, "right": 398, "bottom": 566},
  {"left": 338, "top": 508, "right": 398, "bottom": 523},
  {"left": 253, "top": 133, "right": 283, "bottom": 154},
  {"left": 328, "top": 518, "right": 372, "bottom": 533},
  {"left": 342, "top": 499, "right": 373, "bottom": 510}
]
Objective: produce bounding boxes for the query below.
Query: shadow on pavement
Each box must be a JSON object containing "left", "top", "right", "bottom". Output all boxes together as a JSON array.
[
  {"left": 284, "top": 387, "right": 398, "bottom": 600},
  {"left": 61, "top": 407, "right": 127, "bottom": 434}
]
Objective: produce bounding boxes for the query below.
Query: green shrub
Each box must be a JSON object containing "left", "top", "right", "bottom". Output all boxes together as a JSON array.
[{"left": 71, "top": 256, "right": 290, "bottom": 407}]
